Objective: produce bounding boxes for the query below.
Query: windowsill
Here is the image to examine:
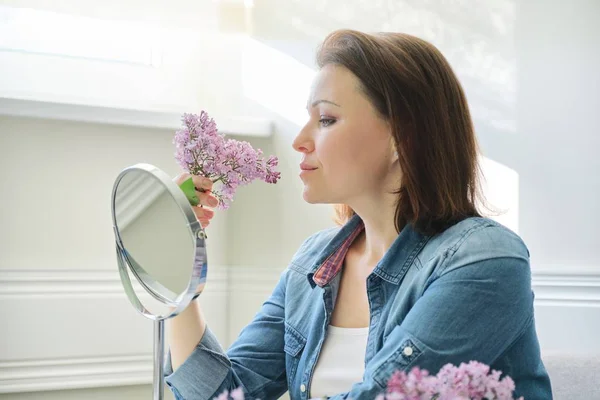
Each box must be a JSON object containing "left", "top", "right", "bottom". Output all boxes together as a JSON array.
[{"left": 0, "top": 95, "right": 273, "bottom": 137}]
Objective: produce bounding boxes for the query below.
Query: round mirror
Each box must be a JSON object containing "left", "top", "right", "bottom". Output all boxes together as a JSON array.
[
  {"left": 111, "top": 163, "right": 209, "bottom": 400},
  {"left": 111, "top": 163, "right": 207, "bottom": 320}
]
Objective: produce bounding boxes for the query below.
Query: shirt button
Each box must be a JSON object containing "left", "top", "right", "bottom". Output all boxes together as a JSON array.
[
  {"left": 300, "top": 384, "right": 306, "bottom": 393},
  {"left": 403, "top": 346, "right": 414, "bottom": 356}
]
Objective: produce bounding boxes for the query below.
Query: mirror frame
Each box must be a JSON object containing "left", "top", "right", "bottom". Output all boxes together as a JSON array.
[{"left": 111, "top": 163, "right": 208, "bottom": 320}]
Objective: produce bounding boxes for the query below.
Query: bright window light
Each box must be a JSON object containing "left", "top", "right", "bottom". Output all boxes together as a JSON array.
[
  {"left": 242, "top": 37, "right": 315, "bottom": 127},
  {"left": 0, "top": 5, "right": 161, "bottom": 66},
  {"left": 479, "top": 155, "right": 519, "bottom": 233}
]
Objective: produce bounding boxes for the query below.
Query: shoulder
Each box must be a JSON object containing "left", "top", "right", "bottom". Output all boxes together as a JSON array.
[
  {"left": 422, "top": 217, "right": 531, "bottom": 275},
  {"left": 439, "top": 217, "right": 528, "bottom": 256}
]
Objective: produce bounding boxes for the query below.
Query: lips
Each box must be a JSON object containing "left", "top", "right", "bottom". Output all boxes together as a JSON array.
[{"left": 300, "top": 162, "right": 318, "bottom": 171}]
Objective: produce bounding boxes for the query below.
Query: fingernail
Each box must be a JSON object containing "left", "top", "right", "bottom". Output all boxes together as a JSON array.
[{"left": 210, "top": 197, "right": 219, "bottom": 207}]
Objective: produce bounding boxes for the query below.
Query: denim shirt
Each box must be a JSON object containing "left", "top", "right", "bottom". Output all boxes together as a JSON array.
[{"left": 164, "top": 215, "right": 553, "bottom": 400}]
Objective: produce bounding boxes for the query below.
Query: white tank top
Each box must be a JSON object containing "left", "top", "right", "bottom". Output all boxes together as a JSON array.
[{"left": 309, "top": 325, "right": 369, "bottom": 399}]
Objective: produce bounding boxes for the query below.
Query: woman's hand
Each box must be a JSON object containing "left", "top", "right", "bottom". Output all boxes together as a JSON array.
[{"left": 174, "top": 173, "right": 218, "bottom": 228}]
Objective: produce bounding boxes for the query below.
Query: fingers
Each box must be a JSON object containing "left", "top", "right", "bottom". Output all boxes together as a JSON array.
[
  {"left": 196, "top": 190, "right": 219, "bottom": 207},
  {"left": 174, "top": 173, "right": 218, "bottom": 207},
  {"left": 174, "top": 173, "right": 213, "bottom": 192},
  {"left": 191, "top": 175, "right": 213, "bottom": 192},
  {"left": 174, "top": 172, "right": 192, "bottom": 186},
  {"left": 174, "top": 173, "right": 217, "bottom": 228},
  {"left": 192, "top": 206, "right": 214, "bottom": 220},
  {"left": 185, "top": 175, "right": 218, "bottom": 206},
  {"left": 192, "top": 205, "right": 214, "bottom": 228}
]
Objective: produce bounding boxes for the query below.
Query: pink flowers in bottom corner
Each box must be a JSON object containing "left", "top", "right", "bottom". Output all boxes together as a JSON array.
[
  {"left": 378, "top": 361, "right": 524, "bottom": 400},
  {"left": 211, "top": 361, "right": 523, "bottom": 400}
]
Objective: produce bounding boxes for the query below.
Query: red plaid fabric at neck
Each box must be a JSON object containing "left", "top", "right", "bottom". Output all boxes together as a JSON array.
[{"left": 312, "top": 221, "right": 365, "bottom": 287}]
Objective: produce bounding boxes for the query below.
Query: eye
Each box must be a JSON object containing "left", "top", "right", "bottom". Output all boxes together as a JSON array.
[{"left": 319, "top": 117, "right": 336, "bottom": 127}]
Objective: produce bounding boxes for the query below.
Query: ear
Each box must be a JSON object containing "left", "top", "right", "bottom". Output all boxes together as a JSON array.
[{"left": 389, "top": 139, "right": 399, "bottom": 162}]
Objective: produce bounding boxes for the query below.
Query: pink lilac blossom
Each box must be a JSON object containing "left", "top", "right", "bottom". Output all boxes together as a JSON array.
[
  {"left": 381, "top": 361, "right": 524, "bottom": 400},
  {"left": 384, "top": 367, "right": 438, "bottom": 400},
  {"left": 174, "top": 111, "right": 281, "bottom": 209},
  {"left": 211, "top": 362, "right": 523, "bottom": 400}
]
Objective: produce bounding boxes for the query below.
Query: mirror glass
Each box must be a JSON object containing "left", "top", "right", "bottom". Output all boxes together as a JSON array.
[{"left": 113, "top": 168, "right": 197, "bottom": 313}]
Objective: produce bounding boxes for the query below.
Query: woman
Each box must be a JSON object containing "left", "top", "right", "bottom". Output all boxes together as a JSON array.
[{"left": 165, "top": 30, "right": 553, "bottom": 400}]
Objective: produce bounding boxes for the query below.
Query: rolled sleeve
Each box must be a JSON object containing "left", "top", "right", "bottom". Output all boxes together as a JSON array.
[
  {"left": 162, "top": 268, "right": 291, "bottom": 400},
  {"left": 165, "top": 326, "right": 231, "bottom": 400}
]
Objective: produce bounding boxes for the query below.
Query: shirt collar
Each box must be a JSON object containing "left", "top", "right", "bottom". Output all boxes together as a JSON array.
[
  {"left": 312, "top": 219, "right": 365, "bottom": 287},
  {"left": 307, "top": 214, "right": 431, "bottom": 287}
]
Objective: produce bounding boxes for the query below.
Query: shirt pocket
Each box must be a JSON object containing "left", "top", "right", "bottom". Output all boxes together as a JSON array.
[
  {"left": 373, "top": 336, "right": 423, "bottom": 388},
  {"left": 283, "top": 322, "right": 307, "bottom": 388}
]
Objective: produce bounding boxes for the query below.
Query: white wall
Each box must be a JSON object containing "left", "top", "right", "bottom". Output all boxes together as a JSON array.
[{"left": 0, "top": 0, "right": 599, "bottom": 398}]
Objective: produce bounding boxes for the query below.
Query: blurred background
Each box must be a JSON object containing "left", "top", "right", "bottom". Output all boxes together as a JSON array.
[{"left": 0, "top": 0, "right": 598, "bottom": 398}]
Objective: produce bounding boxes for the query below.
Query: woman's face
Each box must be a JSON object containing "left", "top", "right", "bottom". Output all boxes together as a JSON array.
[{"left": 293, "top": 64, "right": 397, "bottom": 205}]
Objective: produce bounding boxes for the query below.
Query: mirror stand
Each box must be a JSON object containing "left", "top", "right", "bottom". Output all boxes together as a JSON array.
[
  {"left": 153, "top": 319, "right": 165, "bottom": 400},
  {"left": 112, "top": 164, "right": 207, "bottom": 400}
]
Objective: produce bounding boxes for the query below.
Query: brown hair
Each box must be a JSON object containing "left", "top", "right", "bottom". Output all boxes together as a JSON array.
[{"left": 317, "top": 30, "right": 490, "bottom": 235}]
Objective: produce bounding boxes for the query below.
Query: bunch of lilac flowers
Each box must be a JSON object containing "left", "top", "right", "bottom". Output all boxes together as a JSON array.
[
  {"left": 211, "top": 362, "right": 523, "bottom": 400},
  {"left": 378, "top": 361, "right": 523, "bottom": 400},
  {"left": 174, "top": 111, "right": 281, "bottom": 209}
]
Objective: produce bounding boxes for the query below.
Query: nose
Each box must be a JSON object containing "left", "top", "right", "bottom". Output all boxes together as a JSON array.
[{"left": 292, "top": 123, "right": 314, "bottom": 154}]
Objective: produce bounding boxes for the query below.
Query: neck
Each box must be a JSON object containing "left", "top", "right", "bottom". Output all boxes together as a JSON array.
[{"left": 349, "top": 194, "right": 402, "bottom": 266}]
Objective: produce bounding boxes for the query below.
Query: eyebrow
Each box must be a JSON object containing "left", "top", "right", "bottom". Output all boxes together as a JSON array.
[{"left": 307, "top": 99, "right": 341, "bottom": 108}]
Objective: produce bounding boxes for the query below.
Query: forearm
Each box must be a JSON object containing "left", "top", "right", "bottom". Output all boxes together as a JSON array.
[
  {"left": 164, "top": 269, "right": 290, "bottom": 400},
  {"left": 168, "top": 298, "right": 207, "bottom": 371}
]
